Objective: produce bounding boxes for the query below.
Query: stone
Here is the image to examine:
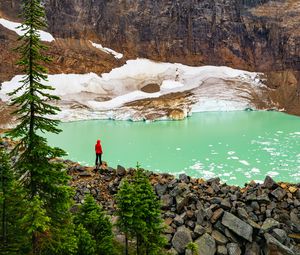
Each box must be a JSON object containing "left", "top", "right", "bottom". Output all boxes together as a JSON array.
[
  {"left": 211, "top": 182, "right": 221, "bottom": 193},
  {"left": 272, "top": 228, "right": 288, "bottom": 244},
  {"left": 261, "top": 218, "right": 280, "bottom": 232},
  {"left": 211, "top": 208, "right": 224, "bottom": 224},
  {"left": 227, "top": 243, "right": 241, "bottom": 255},
  {"left": 79, "top": 171, "right": 92, "bottom": 177},
  {"left": 194, "top": 224, "right": 206, "bottom": 237},
  {"left": 296, "top": 189, "right": 300, "bottom": 199},
  {"left": 294, "top": 199, "right": 300, "bottom": 207},
  {"left": 244, "top": 242, "right": 260, "bottom": 255},
  {"left": 205, "top": 208, "right": 213, "bottom": 220},
  {"left": 174, "top": 214, "right": 184, "bottom": 226},
  {"left": 179, "top": 173, "right": 190, "bottom": 183},
  {"left": 155, "top": 183, "right": 168, "bottom": 196},
  {"left": 256, "top": 194, "right": 271, "bottom": 203},
  {"left": 263, "top": 176, "right": 278, "bottom": 189},
  {"left": 171, "top": 227, "right": 192, "bottom": 254},
  {"left": 217, "top": 245, "right": 228, "bottom": 255},
  {"left": 221, "top": 212, "right": 253, "bottom": 242},
  {"left": 237, "top": 207, "right": 248, "bottom": 220},
  {"left": 195, "top": 233, "right": 216, "bottom": 255},
  {"left": 264, "top": 233, "right": 295, "bottom": 255},
  {"left": 116, "top": 165, "right": 126, "bottom": 176},
  {"left": 195, "top": 208, "right": 206, "bottom": 225},
  {"left": 212, "top": 230, "right": 228, "bottom": 245},
  {"left": 166, "top": 248, "right": 178, "bottom": 255},
  {"left": 224, "top": 229, "right": 239, "bottom": 243},
  {"left": 210, "top": 197, "right": 222, "bottom": 204},
  {"left": 289, "top": 186, "right": 298, "bottom": 194},
  {"left": 161, "top": 194, "right": 174, "bottom": 209},
  {"left": 246, "top": 219, "right": 261, "bottom": 230},
  {"left": 176, "top": 195, "right": 189, "bottom": 212},
  {"left": 221, "top": 199, "right": 231, "bottom": 210},
  {"left": 250, "top": 201, "right": 260, "bottom": 211},
  {"left": 271, "top": 187, "right": 287, "bottom": 200},
  {"left": 186, "top": 220, "right": 195, "bottom": 229},
  {"left": 207, "top": 177, "right": 220, "bottom": 185}
]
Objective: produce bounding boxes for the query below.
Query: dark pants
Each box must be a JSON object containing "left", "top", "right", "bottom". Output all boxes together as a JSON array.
[{"left": 95, "top": 153, "right": 102, "bottom": 166}]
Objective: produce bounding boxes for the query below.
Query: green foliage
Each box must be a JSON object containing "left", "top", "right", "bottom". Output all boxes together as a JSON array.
[
  {"left": 5, "top": 0, "right": 77, "bottom": 254},
  {"left": 186, "top": 242, "right": 198, "bottom": 255},
  {"left": 75, "top": 224, "right": 96, "bottom": 255},
  {"left": 75, "top": 195, "right": 115, "bottom": 255},
  {"left": 116, "top": 164, "right": 166, "bottom": 255}
]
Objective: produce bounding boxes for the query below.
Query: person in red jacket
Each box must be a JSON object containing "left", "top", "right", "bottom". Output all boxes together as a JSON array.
[{"left": 95, "top": 139, "right": 103, "bottom": 168}]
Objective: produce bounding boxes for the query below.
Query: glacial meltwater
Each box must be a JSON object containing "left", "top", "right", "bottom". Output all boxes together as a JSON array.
[{"left": 45, "top": 111, "right": 300, "bottom": 186}]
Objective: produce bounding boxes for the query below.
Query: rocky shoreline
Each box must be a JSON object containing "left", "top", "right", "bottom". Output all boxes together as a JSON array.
[
  {"left": 1, "top": 139, "right": 299, "bottom": 255},
  {"left": 67, "top": 161, "right": 300, "bottom": 255}
]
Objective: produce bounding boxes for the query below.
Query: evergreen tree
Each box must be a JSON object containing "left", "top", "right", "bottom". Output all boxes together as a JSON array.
[
  {"left": 6, "top": 0, "right": 77, "bottom": 254},
  {"left": 0, "top": 146, "right": 30, "bottom": 255},
  {"left": 131, "top": 166, "right": 166, "bottom": 255},
  {"left": 75, "top": 224, "right": 96, "bottom": 255},
  {"left": 75, "top": 195, "right": 115, "bottom": 255},
  {"left": 0, "top": 147, "right": 12, "bottom": 251},
  {"left": 19, "top": 195, "right": 51, "bottom": 254},
  {"left": 115, "top": 179, "right": 135, "bottom": 255},
  {"left": 116, "top": 164, "right": 166, "bottom": 255}
]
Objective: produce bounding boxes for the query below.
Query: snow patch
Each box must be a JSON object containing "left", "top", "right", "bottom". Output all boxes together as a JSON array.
[
  {"left": 0, "top": 18, "right": 55, "bottom": 42},
  {"left": 0, "top": 58, "right": 265, "bottom": 121},
  {"left": 90, "top": 41, "right": 123, "bottom": 59}
]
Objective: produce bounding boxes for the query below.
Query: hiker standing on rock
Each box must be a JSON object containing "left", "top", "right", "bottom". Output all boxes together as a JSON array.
[{"left": 95, "top": 139, "right": 103, "bottom": 169}]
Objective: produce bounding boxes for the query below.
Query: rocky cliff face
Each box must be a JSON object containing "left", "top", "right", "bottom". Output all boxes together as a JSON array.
[{"left": 0, "top": 0, "right": 300, "bottom": 115}]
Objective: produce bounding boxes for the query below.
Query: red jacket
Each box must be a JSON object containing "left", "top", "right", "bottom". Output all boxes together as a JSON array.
[{"left": 95, "top": 140, "right": 103, "bottom": 154}]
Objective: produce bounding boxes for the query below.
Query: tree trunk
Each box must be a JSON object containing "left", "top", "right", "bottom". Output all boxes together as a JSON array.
[
  {"left": 136, "top": 235, "right": 140, "bottom": 255},
  {"left": 125, "top": 233, "right": 128, "bottom": 255}
]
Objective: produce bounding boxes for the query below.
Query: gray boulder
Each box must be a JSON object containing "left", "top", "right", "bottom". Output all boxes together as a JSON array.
[
  {"left": 171, "top": 227, "right": 192, "bottom": 254},
  {"left": 271, "top": 187, "right": 287, "bottom": 200},
  {"left": 221, "top": 212, "right": 253, "bottom": 242},
  {"left": 261, "top": 218, "right": 280, "bottom": 233},
  {"left": 212, "top": 230, "right": 228, "bottom": 245},
  {"left": 272, "top": 228, "right": 288, "bottom": 244},
  {"left": 195, "top": 233, "right": 216, "bottom": 255},
  {"left": 264, "top": 233, "right": 295, "bottom": 255},
  {"left": 263, "top": 176, "right": 278, "bottom": 189},
  {"left": 217, "top": 245, "right": 228, "bottom": 255},
  {"left": 227, "top": 243, "right": 241, "bottom": 255}
]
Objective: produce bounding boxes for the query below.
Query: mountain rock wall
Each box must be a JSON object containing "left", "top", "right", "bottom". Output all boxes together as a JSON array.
[{"left": 0, "top": 0, "right": 299, "bottom": 114}]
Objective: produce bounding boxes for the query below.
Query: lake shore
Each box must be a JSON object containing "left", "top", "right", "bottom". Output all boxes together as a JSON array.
[
  {"left": 66, "top": 160, "right": 300, "bottom": 255},
  {"left": 1, "top": 138, "right": 300, "bottom": 254}
]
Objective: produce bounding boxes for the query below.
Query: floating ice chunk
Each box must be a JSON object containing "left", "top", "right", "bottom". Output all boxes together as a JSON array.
[
  {"left": 176, "top": 147, "right": 181, "bottom": 151},
  {"left": 267, "top": 171, "right": 279, "bottom": 177},
  {"left": 253, "top": 180, "right": 264, "bottom": 184},
  {"left": 190, "top": 162, "right": 203, "bottom": 170},
  {"left": 239, "top": 160, "right": 250, "bottom": 166},
  {"left": 250, "top": 168, "right": 260, "bottom": 173},
  {"left": 228, "top": 151, "right": 235, "bottom": 155}
]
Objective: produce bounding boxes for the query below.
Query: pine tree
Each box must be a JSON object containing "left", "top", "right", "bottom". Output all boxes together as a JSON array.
[
  {"left": 6, "top": 0, "right": 77, "bottom": 254},
  {"left": 131, "top": 166, "right": 166, "bottom": 255},
  {"left": 0, "top": 146, "right": 29, "bottom": 255},
  {"left": 116, "top": 179, "right": 135, "bottom": 255},
  {"left": 75, "top": 195, "right": 115, "bottom": 255},
  {"left": 0, "top": 147, "right": 12, "bottom": 250},
  {"left": 75, "top": 224, "right": 96, "bottom": 255},
  {"left": 116, "top": 164, "right": 166, "bottom": 255}
]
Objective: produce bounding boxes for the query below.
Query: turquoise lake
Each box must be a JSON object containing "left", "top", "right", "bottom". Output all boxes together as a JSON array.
[{"left": 45, "top": 111, "right": 300, "bottom": 186}]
